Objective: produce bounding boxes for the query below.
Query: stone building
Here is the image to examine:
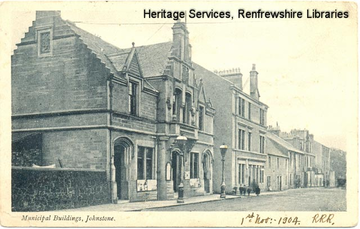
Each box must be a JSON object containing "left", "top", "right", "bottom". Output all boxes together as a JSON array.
[
  {"left": 329, "top": 148, "right": 346, "bottom": 187},
  {"left": 197, "top": 64, "right": 269, "bottom": 194},
  {"left": 278, "top": 128, "right": 330, "bottom": 188},
  {"left": 12, "top": 10, "right": 215, "bottom": 208},
  {"left": 265, "top": 132, "right": 290, "bottom": 191}
]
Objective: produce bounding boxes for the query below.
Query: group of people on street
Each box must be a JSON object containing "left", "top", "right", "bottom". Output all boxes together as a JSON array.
[{"left": 238, "top": 184, "right": 261, "bottom": 196}]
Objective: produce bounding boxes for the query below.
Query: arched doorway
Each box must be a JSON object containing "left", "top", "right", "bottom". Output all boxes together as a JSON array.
[
  {"left": 202, "top": 151, "right": 212, "bottom": 193},
  {"left": 114, "top": 137, "right": 133, "bottom": 200},
  {"left": 171, "top": 151, "right": 182, "bottom": 193}
]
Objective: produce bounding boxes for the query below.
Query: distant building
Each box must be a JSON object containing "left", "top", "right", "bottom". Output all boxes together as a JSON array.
[
  {"left": 267, "top": 128, "right": 316, "bottom": 189},
  {"left": 278, "top": 128, "right": 337, "bottom": 188},
  {"left": 330, "top": 148, "right": 346, "bottom": 187},
  {"left": 265, "top": 132, "right": 290, "bottom": 191},
  {"left": 198, "top": 64, "right": 269, "bottom": 194}
]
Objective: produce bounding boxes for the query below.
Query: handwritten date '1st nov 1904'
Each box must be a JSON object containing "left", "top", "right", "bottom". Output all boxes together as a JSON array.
[{"left": 240, "top": 213, "right": 335, "bottom": 226}]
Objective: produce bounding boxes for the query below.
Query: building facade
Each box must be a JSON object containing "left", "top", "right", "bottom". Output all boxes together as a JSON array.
[
  {"left": 197, "top": 65, "right": 269, "bottom": 194},
  {"left": 265, "top": 132, "right": 290, "bottom": 191},
  {"left": 12, "top": 11, "right": 215, "bottom": 205},
  {"left": 278, "top": 128, "right": 332, "bottom": 188}
]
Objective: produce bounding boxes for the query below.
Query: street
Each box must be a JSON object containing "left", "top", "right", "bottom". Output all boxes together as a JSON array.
[{"left": 145, "top": 188, "right": 346, "bottom": 211}]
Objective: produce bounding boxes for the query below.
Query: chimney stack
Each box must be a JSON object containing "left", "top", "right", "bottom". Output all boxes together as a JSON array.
[
  {"left": 268, "top": 123, "right": 281, "bottom": 136},
  {"left": 216, "top": 68, "right": 243, "bottom": 90},
  {"left": 171, "top": 21, "right": 191, "bottom": 63},
  {"left": 250, "top": 64, "right": 260, "bottom": 100},
  {"left": 35, "top": 11, "right": 61, "bottom": 28}
]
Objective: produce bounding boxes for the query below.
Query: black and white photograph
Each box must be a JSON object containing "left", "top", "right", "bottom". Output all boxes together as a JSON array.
[{"left": 0, "top": 1, "right": 357, "bottom": 227}]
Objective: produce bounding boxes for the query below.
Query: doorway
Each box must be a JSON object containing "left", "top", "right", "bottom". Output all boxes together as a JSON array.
[
  {"left": 114, "top": 144, "right": 129, "bottom": 200},
  {"left": 203, "top": 153, "right": 211, "bottom": 193},
  {"left": 172, "top": 152, "right": 182, "bottom": 192}
]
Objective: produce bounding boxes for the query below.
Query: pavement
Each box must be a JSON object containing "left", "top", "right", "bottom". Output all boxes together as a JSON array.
[
  {"left": 63, "top": 190, "right": 288, "bottom": 212},
  {"left": 145, "top": 187, "right": 346, "bottom": 211}
]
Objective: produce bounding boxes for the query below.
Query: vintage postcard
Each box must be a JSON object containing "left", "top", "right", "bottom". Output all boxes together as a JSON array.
[{"left": 0, "top": 1, "right": 357, "bottom": 227}]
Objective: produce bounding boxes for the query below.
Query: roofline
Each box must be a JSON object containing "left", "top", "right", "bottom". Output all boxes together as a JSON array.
[
  {"left": 193, "top": 62, "right": 269, "bottom": 108},
  {"left": 267, "top": 153, "right": 289, "bottom": 158},
  {"left": 230, "top": 85, "right": 269, "bottom": 108}
]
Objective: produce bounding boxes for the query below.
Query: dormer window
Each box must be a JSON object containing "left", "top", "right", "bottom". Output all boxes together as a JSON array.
[{"left": 37, "top": 29, "right": 52, "bottom": 56}]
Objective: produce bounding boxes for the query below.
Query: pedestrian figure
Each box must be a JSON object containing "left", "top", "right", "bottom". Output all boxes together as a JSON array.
[
  {"left": 247, "top": 187, "right": 251, "bottom": 196},
  {"left": 239, "top": 184, "right": 245, "bottom": 196},
  {"left": 255, "top": 186, "right": 261, "bottom": 196}
]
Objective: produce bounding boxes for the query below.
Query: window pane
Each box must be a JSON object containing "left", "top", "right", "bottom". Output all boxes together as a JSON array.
[
  {"left": 137, "top": 147, "right": 144, "bottom": 179},
  {"left": 194, "top": 153, "right": 199, "bottom": 178},
  {"left": 129, "top": 82, "right": 137, "bottom": 115},
  {"left": 146, "top": 148, "right": 153, "bottom": 179},
  {"left": 248, "top": 132, "right": 252, "bottom": 151}
]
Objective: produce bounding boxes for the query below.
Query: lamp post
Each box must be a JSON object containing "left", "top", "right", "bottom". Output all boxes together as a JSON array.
[
  {"left": 176, "top": 135, "right": 187, "bottom": 203},
  {"left": 220, "top": 143, "right": 228, "bottom": 198}
]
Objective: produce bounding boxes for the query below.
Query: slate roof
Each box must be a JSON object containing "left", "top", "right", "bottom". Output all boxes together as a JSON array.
[
  {"left": 66, "top": 21, "right": 124, "bottom": 78},
  {"left": 267, "top": 132, "right": 306, "bottom": 155},
  {"left": 66, "top": 20, "right": 173, "bottom": 79},
  {"left": 266, "top": 135, "right": 289, "bottom": 158},
  {"left": 120, "top": 42, "right": 173, "bottom": 77}
]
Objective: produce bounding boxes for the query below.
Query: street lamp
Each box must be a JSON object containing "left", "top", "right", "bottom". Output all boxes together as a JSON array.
[
  {"left": 220, "top": 143, "right": 228, "bottom": 198},
  {"left": 176, "top": 135, "right": 187, "bottom": 203}
]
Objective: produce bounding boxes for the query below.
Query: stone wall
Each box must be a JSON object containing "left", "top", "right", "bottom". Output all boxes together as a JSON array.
[
  {"left": 12, "top": 167, "right": 110, "bottom": 211},
  {"left": 12, "top": 15, "right": 109, "bottom": 115}
]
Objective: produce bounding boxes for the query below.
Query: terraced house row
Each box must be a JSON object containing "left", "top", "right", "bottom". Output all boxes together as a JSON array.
[{"left": 11, "top": 11, "right": 345, "bottom": 211}]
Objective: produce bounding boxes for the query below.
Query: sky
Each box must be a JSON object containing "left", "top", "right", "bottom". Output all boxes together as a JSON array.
[{"left": 7, "top": 1, "right": 358, "bottom": 151}]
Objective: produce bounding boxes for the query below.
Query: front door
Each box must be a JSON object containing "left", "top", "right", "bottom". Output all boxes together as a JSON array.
[
  {"left": 172, "top": 152, "right": 181, "bottom": 192},
  {"left": 114, "top": 145, "right": 128, "bottom": 200}
]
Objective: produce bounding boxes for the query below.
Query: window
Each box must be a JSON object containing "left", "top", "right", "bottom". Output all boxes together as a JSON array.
[
  {"left": 268, "top": 156, "right": 271, "bottom": 168},
  {"left": 260, "top": 167, "right": 264, "bottom": 183},
  {"left": 198, "top": 106, "right": 204, "bottom": 131},
  {"left": 248, "top": 102, "right": 251, "bottom": 120},
  {"left": 183, "top": 93, "right": 191, "bottom": 124},
  {"left": 248, "top": 132, "right": 252, "bottom": 151},
  {"left": 172, "top": 94, "right": 176, "bottom": 115},
  {"left": 173, "top": 89, "right": 181, "bottom": 121},
  {"left": 190, "top": 153, "right": 199, "bottom": 178},
  {"left": 38, "top": 30, "right": 52, "bottom": 56},
  {"left": 129, "top": 82, "right": 137, "bottom": 115},
  {"left": 238, "top": 98, "right": 245, "bottom": 117},
  {"left": 238, "top": 129, "right": 245, "bottom": 150},
  {"left": 238, "top": 164, "right": 245, "bottom": 184},
  {"left": 260, "top": 109, "right": 265, "bottom": 125},
  {"left": 259, "top": 136, "right": 265, "bottom": 154},
  {"left": 267, "top": 176, "right": 271, "bottom": 187},
  {"left": 137, "top": 147, "right": 154, "bottom": 180},
  {"left": 277, "top": 157, "right": 280, "bottom": 168}
]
